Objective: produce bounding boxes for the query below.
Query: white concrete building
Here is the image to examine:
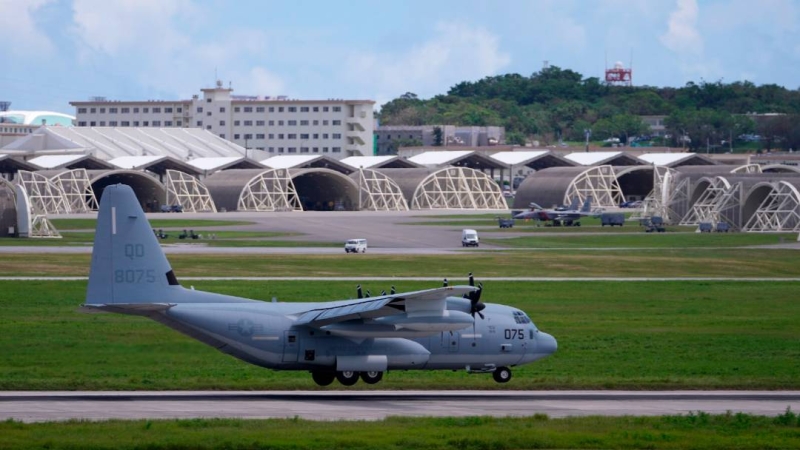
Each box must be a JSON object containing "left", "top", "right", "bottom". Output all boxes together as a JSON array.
[{"left": 70, "top": 82, "right": 375, "bottom": 159}]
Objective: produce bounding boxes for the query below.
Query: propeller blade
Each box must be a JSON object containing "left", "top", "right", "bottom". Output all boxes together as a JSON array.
[
  {"left": 390, "top": 286, "right": 396, "bottom": 295},
  {"left": 357, "top": 284, "right": 363, "bottom": 299},
  {"left": 468, "top": 272, "right": 474, "bottom": 287},
  {"left": 443, "top": 278, "right": 448, "bottom": 287},
  {"left": 365, "top": 290, "right": 371, "bottom": 298},
  {"left": 380, "top": 290, "right": 386, "bottom": 296}
]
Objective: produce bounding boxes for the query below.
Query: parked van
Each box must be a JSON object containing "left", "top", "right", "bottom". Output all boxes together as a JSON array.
[
  {"left": 461, "top": 229, "right": 479, "bottom": 247},
  {"left": 344, "top": 239, "right": 368, "bottom": 253}
]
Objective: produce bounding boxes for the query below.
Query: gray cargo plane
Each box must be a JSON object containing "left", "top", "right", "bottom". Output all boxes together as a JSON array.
[{"left": 82, "top": 185, "right": 557, "bottom": 386}]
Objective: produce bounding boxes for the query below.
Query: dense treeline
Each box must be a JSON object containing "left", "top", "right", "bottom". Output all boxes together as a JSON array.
[{"left": 379, "top": 67, "right": 800, "bottom": 152}]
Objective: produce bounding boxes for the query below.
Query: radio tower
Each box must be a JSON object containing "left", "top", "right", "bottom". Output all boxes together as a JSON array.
[{"left": 605, "top": 56, "right": 632, "bottom": 87}]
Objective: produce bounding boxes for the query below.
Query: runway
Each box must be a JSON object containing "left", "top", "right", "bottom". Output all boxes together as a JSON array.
[{"left": 2, "top": 391, "right": 798, "bottom": 422}]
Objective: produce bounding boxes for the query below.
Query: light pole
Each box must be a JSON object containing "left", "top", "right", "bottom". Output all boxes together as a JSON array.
[
  {"left": 244, "top": 137, "right": 249, "bottom": 159},
  {"left": 584, "top": 128, "right": 592, "bottom": 152}
]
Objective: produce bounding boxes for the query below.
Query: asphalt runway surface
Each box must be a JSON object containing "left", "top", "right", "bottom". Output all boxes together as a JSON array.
[{"left": 2, "top": 391, "right": 798, "bottom": 422}]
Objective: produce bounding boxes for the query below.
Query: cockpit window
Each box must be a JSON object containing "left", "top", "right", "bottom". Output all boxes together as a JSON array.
[{"left": 512, "top": 310, "right": 531, "bottom": 324}]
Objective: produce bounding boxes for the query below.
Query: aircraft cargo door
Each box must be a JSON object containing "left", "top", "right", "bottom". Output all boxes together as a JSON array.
[{"left": 282, "top": 331, "right": 299, "bottom": 362}]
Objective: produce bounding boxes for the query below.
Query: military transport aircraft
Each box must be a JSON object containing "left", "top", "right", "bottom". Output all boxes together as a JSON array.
[
  {"left": 82, "top": 185, "right": 557, "bottom": 386},
  {"left": 514, "top": 196, "right": 599, "bottom": 226}
]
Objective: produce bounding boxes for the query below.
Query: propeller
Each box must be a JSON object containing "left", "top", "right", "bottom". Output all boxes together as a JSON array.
[
  {"left": 464, "top": 272, "right": 486, "bottom": 319},
  {"left": 356, "top": 285, "right": 363, "bottom": 299},
  {"left": 443, "top": 278, "right": 448, "bottom": 287},
  {"left": 390, "top": 285, "right": 396, "bottom": 295},
  {"left": 380, "top": 290, "right": 386, "bottom": 296},
  {"left": 365, "top": 290, "right": 371, "bottom": 298}
]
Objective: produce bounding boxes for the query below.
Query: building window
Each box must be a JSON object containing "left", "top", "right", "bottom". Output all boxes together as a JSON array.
[
  {"left": 313, "top": 133, "right": 319, "bottom": 139},
  {"left": 323, "top": 106, "right": 329, "bottom": 112},
  {"left": 322, "top": 133, "right": 329, "bottom": 139},
  {"left": 196, "top": 120, "right": 202, "bottom": 126},
  {"left": 152, "top": 120, "right": 161, "bottom": 126},
  {"left": 332, "top": 106, "right": 341, "bottom": 112},
  {"left": 268, "top": 120, "right": 274, "bottom": 126},
  {"left": 206, "top": 98, "right": 212, "bottom": 103},
  {"left": 176, "top": 121, "right": 181, "bottom": 126},
  {"left": 220, "top": 120, "right": 226, "bottom": 126},
  {"left": 268, "top": 134, "right": 275, "bottom": 139},
  {"left": 109, "top": 108, "right": 118, "bottom": 113},
  {"left": 90, "top": 121, "right": 96, "bottom": 126},
  {"left": 256, "top": 133, "right": 265, "bottom": 139},
  {"left": 278, "top": 147, "right": 284, "bottom": 153},
  {"left": 99, "top": 121, "right": 106, "bottom": 126},
  {"left": 332, "top": 120, "right": 341, "bottom": 125},
  {"left": 313, "top": 147, "right": 319, "bottom": 152},
  {"left": 313, "top": 107, "right": 319, "bottom": 112},
  {"left": 165, "top": 121, "right": 172, "bottom": 126},
  {"left": 220, "top": 134, "right": 225, "bottom": 139},
  {"left": 121, "top": 107, "right": 130, "bottom": 113},
  {"left": 333, "top": 133, "right": 342, "bottom": 139},
  {"left": 197, "top": 107, "right": 203, "bottom": 113},
  {"left": 206, "top": 111, "right": 212, "bottom": 116},
  {"left": 288, "top": 106, "right": 297, "bottom": 112},
  {"left": 256, "top": 106, "right": 265, "bottom": 113},
  {"left": 269, "top": 147, "right": 275, "bottom": 153},
  {"left": 133, "top": 121, "right": 139, "bottom": 126},
  {"left": 153, "top": 107, "right": 161, "bottom": 113},
  {"left": 278, "top": 134, "right": 284, "bottom": 139},
  {"left": 300, "top": 120, "right": 309, "bottom": 126},
  {"left": 143, "top": 107, "right": 149, "bottom": 113},
  {"left": 234, "top": 120, "right": 240, "bottom": 126},
  {"left": 78, "top": 121, "right": 87, "bottom": 126},
  {"left": 206, "top": 125, "right": 211, "bottom": 130},
  {"left": 177, "top": 107, "right": 182, "bottom": 113},
  {"left": 288, "top": 147, "right": 297, "bottom": 153},
  {"left": 244, "top": 106, "right": 253, "bottom": 113},
  {"left": 278, "top": 120, "right": 284, "bottom": 126},
  {"left": 288, "top": 120, "right": 297, "bottom": 126},
  {"left": 234, "top": 134, "right": 240, "bottom": 139},
  {"left": 300, "top": 133, "right": 309, "bottom": 139},
  {"left": 99, "top": 108, "right": 105, "bottom": 113},
  {"left": 288, "top": 133, "right": 297, "bottom": 139},
  {"left": 269, "top": 107, "right": 275, "bottom": 112},
  {"left": 278, "top": 107, "right": 284, "bottom": 112},
  {"left": 300, "top": 147, "right": 309, "bottom": 153},
  {"left": 300, "top": 106, "right": 309, "bottom": 112},
  {"left": 219, "top": 107, "right": 226, "bottom": 113},
  {"left": 133, "top": 107, "right": 139, "bottom": 113},
  {"left": 332, "top": 146, "right": 341, "bottom": 152},
  {"left": 109, "top": 121, "right": 118, "bottom": 126},
  {"left": 234, "top": 107, "right": 241, "bottom": 112},
  {"left": 78, "top": 108, "right": 87, "bottom": 114},
  {"left": 322, "top": 147, "right": 329, "bottom": 153},
  {"left": 164, "top": 107, "right": 172, "bottom": 113},
  {"left": 90, "top": 108, "right": 96, "bottom": 113},
  {"left": 323, "top": 120, "right": 329, "bottom": 125},
  {"left": 313, "top": 120, "right": 319, "bottom": 126},
  {"left": 244, "top": 133, "right": 253, "bottom": 139},
  {"left": 244, "top": 120, "right": 253, "bottom": 126}
]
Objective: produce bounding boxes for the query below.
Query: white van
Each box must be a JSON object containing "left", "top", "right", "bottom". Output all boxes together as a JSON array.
[
  {"left": 344, "top": 239, "right": 368, "bottom": 253},
  {"left": 461, "top": 229, "right": 479, "bottom": 247}
]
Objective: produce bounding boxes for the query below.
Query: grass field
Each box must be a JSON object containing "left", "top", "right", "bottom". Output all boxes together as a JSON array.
[
  {"left": 2, "top": 279, "right": 799, "bottom": 390},
  {"left": 2, "top": 413, "right": 799, "bottom": 450},
  {"left": 0, "top": 231, "right": 339, "bottom": 248},
  {"left": 1, "top": 249, "right": 798, "bottom": 278},
  {"left": 483, "top": 232, "right": 796, "bottom": 248}
]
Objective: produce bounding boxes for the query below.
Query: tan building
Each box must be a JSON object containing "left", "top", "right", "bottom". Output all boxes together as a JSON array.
[{"left": 71, "top": 82, "right": 375, "bottom": 159}]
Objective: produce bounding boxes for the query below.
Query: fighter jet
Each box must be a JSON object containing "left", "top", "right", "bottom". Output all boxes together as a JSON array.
[
  {"left": 514, "top": 196, "right": 599, "bottom": 226},
  {"left": 82, "top": 185, "right": 557, "bottom": 386}
]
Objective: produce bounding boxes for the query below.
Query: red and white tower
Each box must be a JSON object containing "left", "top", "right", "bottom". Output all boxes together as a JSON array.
[{"left": 605, "top": 61, "right": 632, "bottom": 86}]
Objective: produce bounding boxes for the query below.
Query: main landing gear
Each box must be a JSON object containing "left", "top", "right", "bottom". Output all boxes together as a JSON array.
[
  {"left": 311, "top": 370, "right": 385, "bottom": 386},
  {"left": 492, "top": 366, "right": 512, "bottom": 383}
]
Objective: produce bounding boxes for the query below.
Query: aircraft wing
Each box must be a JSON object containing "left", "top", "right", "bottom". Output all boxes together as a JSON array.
[{"left": 293, "top": 286, "right": 476, "bottom": 328}]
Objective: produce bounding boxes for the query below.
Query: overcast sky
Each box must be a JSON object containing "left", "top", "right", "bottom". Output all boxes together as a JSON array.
[{"left": 2, "top": 0, "right": 799, "bottom": 114}]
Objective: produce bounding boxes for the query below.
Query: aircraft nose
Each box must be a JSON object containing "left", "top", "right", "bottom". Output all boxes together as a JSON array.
[{"left": 537, "top": 332, "right": 558, "bottom": 355}]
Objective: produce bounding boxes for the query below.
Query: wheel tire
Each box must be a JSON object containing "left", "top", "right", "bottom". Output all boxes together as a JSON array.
[
  {"left": 492, "top": 367, "right": 512, "bottom": 383},
  {"left": 360, "top": 371, "right": 383, "bottom": 384},
  {"left": 311, "top": 371, "right": 336, "bottom": 387},
  {"left": 336, "top": 370, "right": 359, "bottom": 386},
  {"left": 361, "top": 248, "right": 366, "bottom": 253}
]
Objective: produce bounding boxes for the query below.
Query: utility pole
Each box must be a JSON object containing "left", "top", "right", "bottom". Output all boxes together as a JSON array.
[{"left": 584, "top": 129, "right": 592, "bottom": 152}]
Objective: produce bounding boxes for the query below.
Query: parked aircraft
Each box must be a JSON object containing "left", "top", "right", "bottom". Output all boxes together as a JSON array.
[
  {"left": 514, "top": 196, "right": 599, "bottom": 226},
  {"left": 82, "top": 185, "right": 557, "bottom": 386}
]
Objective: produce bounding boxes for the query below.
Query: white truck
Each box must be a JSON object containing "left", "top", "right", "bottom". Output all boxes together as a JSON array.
[
  {"left": 461, "top": 229, "right": 479, "bottom": 247},
  {"left": 344, "top": 239, "right": 368, "bottom": 253}
]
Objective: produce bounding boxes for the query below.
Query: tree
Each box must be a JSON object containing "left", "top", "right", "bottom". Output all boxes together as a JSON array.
[
  {"left": 506, "top": 131, "right": 526, "bottom": 146},
  {"left": 385, "top": 138, "right": 423, "bottom": 155},
  {"left": 432, "top": 126, "right": 443, "bottom": 146}
]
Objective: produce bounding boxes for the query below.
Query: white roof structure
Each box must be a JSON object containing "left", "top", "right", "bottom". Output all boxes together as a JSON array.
[
  {"left": 2, "top": 127, "right": 246, "bottom": 160},
  {"left": 340, "top": 155, "right": 419, "bottom": 169},
  {"left": 28, "top": 154, "right": 100, "bottom": 169},
  {"left": 564, "top": 152, "right": 642, "bottom": 166},
  {"left": 408, "top": 151, "right": 473, "bottom": 166},
  {"left": 489, "top": 151, "right": 550, "bottom": 165},
  {"left": 638, "top": 153, "right": 717, "bottom": 167},
  {"left": 187, "top": 157, "right": 264, "bottom": 172},
  {"left": 261, "top": 155, "right": 322, "bottom": 169},
  {"left": 108, "top": 155, "right": 167, "bottom": 169}
]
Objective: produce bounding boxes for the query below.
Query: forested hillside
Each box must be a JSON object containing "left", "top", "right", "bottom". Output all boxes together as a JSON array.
[{"left": 378, "top": 67, "right": 800, "bottom": 152}]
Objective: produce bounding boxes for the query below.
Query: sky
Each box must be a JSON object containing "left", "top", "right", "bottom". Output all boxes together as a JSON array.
[{"left": 2, "top": 0, "right": 799, "bottom": 114}]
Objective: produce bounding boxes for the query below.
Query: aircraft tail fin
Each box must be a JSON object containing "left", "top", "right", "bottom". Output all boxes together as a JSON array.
[
  {"left": 568, "top": 197, "right": 579, "bottom": 211},
  {"left": 580, "top": 196, "right": 593, "bottom": 213},
  {"left": 85, "top": 184, "right": 183, "bottom": 305}
]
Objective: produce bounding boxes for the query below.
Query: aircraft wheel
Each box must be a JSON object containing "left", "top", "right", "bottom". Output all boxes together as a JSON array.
[
  {"left": 360, "top": 371, "right": 383, "bottom": 384},
  {"left": 492, "top": 367, "right": 512, "bottom": 383},
  {"left": 311, "top": 371, "right": 336, "bottom": 387},
  {"left": 336, "top": 370, "right": 360, "bottom": 386}
]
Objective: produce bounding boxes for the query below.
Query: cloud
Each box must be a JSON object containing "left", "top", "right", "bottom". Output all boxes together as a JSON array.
[
  {"left": 660, "top": 0, "right": 703, "bottom": 56},
  {"left": 0, "top": 0, "right": 56, "bottom": 56},
  {"left": 345, "top": 22, "right": 510, "bottom": 101},
  {"left": 240, "top": 67, "right": 286, "bottom": 96}
]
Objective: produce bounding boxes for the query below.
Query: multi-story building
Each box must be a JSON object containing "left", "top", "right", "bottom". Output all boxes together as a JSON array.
[
  {"left": 375, "top": 125, "right": 504, "bottom": 155},
  {"left": 70, "top": 82, "right": 375, "bottom": 158}
]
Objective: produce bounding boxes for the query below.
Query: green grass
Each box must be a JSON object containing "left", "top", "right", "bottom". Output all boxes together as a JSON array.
[
  {"left": 2, "top": 250, "right": 799, "bottom": 278},
  {"left": 50, "top": 218, "right": 255, "bottom": 230},
  {"left": 484, "top": 232, "right": 796, "bottom": 248},
  {"left": 0, "top": 231, "right": 338, "bottom": 248},
  {"left": 1, "top": 280, "right": 799, "bottom": 390},
  {"left": 2, "top": 413, "right": 800, "bottom": 450}
]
